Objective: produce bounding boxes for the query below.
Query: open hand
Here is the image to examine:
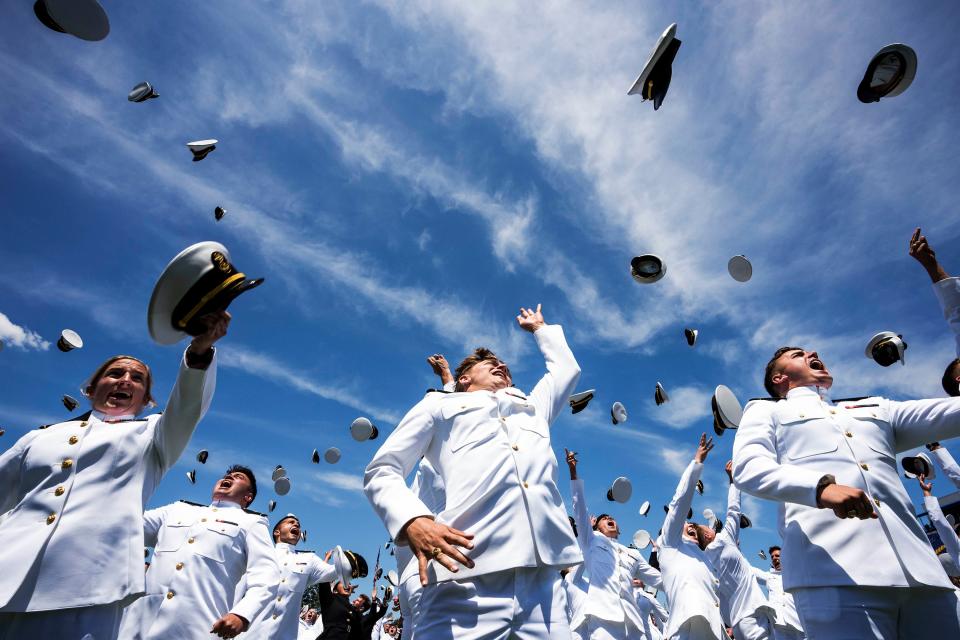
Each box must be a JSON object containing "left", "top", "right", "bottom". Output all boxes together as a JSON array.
[
  {"left": 564, "top": 448, "right": 579, "bottom": 480},
  {"left": 210, "top": 613, "right": 247, "bottom": 638},
  {"left": 725, "top": 460, "right": 734, "bottom": 484},
  {"left": 427, "top": 354, "right": 453, "bottom": 385},
  {"left": 918, "top": 474, "right": 933, "bottom": 496},
  {"left": 694, "top": 433, "right": 714, "bottom": 463},
  {"left": 517, "top": 304, "right": 546, "bottom": 333},
  {"left": 402, "top": 516, "right": 475, "bottom": 586}
]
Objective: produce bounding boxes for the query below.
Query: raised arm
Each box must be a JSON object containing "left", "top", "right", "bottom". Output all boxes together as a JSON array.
[
  {"left": 750, "top": 566, "right": 769, "bottom": 587},
  {"left": 889, "top": 397, "right": 960, "bottom": 453},
  {"left": 663, "top": 434, "right": 712, "bottom": 546},
  {"left": 909, "top": 227, "right": 950, "bottom": 284},
  {"left": 521, "top": 305, "right": 581, "bottom": 427},
  {"left": 307, "top": 554, "right": 340, "bottom": 588},
  {"left": 427, "top": 354, "right": 455, "bottom": 389},
  {"left": 221, "top": 518, "right": 280, "bottom": 634},
  {"left": 630, "top": 551, "right": 662, "bottom": 589},
  {"left": 721, "top": 461, "right": 742, "bottom": 543},
  {"left": 911, "top": 228, "right": 960, "bottom": 358},
  {"left": 919, "top": 475, "right": 960, "bottom": 570},
  {"left": 151, "top": 312, "right": 228, "bottom": 472},
  {"left": 565, "top": 449, "right": 594, "bottom": 565},
  {"left": 928, "top": 443, "right": 960, "bottom": 490}
]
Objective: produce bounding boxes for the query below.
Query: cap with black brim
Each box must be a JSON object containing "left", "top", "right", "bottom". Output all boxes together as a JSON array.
[
  {"left": 312, "top": 449, "right": 320, "bottom": 464},
  {"left": 684, "top": 328, "right": 697, "bottom": 347},
  {"left": 350, "top": 417, "right": 379, "bottom": 441},
  {"left": 186, "top": 469, "right": 196, "bottom": 484},
  {"left": 630, "top": 255, "right": 666, "bottom": 284},
  {"left": 196, "top": 450, "right": 208, "bottom": 464},
  {"left": 606, "top": 476, "right": 633, "bottom": 503},
  {"left": 324, "top": 447, "right": 341, "bottom": 464},
  {"left": 274, "top": 476, "right": 291, "bottom": 496},
  {"left": 62, "top": 394, "right": 80, "bottom": 411},
  {"left": 214, "top": 206, "right": 227, "bottom": 221},
  {"left": 728, "top": 255, "right": 753, "bottom": 282},
  {"left": 866, "top": 331, "right": 907, "bottom": 367},
  {"left": 187, "top": 139, "right": 218, "bottom": 162},
  {"left": 611, "top": 401, "right": 628, "bottom": 425},
  {"left": 632, "top": 529, "right": 651, "bottom": 549},
  {"left": 857, "top": 44, "right": 917, "bottom": 103},
  {"left": 569, "top": 389, "right": 595, "bottom": 414},
  {"left": 638, "top": 500, "right": 650, "bottom": 516},
  {"left": 902, "top": 452, "right": 935, "bottom": 480},
  {"left": 655, "top": 382, "right": 669, "bottom": 406},
  {"left": 268, "top": 499, "right": 277, "bottom": 513},
  {"left": 272, "top": 465, "right": 286, "bottom": 481},
  {"left": 128, "top": 81, "right": 159, "bottom": 103},
  {"left": 712, "top": 385, "right": 743, "bottom": 437},
  {"left": 627, "top": 23, "right": 681, "bottom": 111},
  {"left": 34, "top": 0, "right": 109, "bottom": 41},
  {"left": 57, "top": 329, "right": 83, "bottom": 352}
]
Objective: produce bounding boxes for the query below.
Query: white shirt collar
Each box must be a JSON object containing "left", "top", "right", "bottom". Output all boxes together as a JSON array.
[
  {"left": 786, "top": 385, "right": 832, "bottom": 403},
  {"left": 91, "top": 409, "right": 138, "bottom": 422},
  {"left": 210, "top": 499, "right": 244, "bottom": 510}
]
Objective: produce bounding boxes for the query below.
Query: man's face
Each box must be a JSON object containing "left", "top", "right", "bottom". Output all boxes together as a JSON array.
[
  {"left": 460, "top": 359, "right": 512, "bottom": 392},
  {"left": 274, "top": 518, "right": 300, "bottom": 545},
  {"left": 771, "top": 548, "right": 782, "bottom": 570},
  {"left": 352, "top": 595, "right": 370, "bottom": 611},
  {"left": 212, "top": 470, "right": 254, "bottom": 507},
  {"left": 771, "top": 349, "right": 832, "bottom": 395},
  {"left": 89, "top": 358, "right": 149, "bottom": 415},
  {"left": 596, "top": 515, "right": 619, "bottom": 538},
  {"left": 305, "top": 609, "right": 318, "bottom": 623},
  {"left": 683, "top": 522, "right": 712, "bottom": 549}
]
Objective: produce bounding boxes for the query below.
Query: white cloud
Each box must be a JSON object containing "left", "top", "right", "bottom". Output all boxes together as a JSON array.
[
  {"left": 0, "top": 311, "right": 50, "bottom": 351},
  {"left": 648, "top": 385, "right": 713, "bottom": 430},
  {"left": 312, "top": 470, "right": 365, "bottom": 493},
  {"left": 659, "top": 447, "right": 690, "bottom": 476}
]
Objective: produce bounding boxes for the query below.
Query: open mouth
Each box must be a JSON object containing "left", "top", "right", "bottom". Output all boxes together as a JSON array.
[
  {"left": 108, "top": 390, "right": 132, "bottom": 403},
  {"left": 810, "top": 359, "right": 825, "bottom": 371},
  {"left": 218, "top": 478, "right": 234, "bottom": 490}
]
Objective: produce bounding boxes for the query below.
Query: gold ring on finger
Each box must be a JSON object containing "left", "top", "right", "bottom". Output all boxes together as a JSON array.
[{"left": 430, "top": 546, "right": 442, "bottom": 558}]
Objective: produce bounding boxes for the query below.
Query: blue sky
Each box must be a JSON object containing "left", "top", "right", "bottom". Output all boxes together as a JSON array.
[{"left": 3, "top": 0, "right": 960, "bottom": 592}]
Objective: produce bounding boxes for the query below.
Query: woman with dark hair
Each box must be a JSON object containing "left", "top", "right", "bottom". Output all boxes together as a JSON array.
[{"left": 0, "top": 311, "right": 229, "bottom": 639}]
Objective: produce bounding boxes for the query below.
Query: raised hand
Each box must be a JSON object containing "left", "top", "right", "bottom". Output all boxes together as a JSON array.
[
  {"left": 517, "top": 304, "right": 546, "bottom": 333},
  {"left": 427, "top": 354, "right": 454, "bottom": 385},
  {"left": 909, "top": 227, "right": 949, "bottom": 282},
  {"left": 725, "top": 460, "right": 734, "bottom": 484},
  {"left": 918, "top": 474, "right": 933, "bottom": 496},
  {"left": 564, "top": 448, "right": 579, "bottom": 480},
  {"left": 694, "top": 433, "right": 714, "bottom": 463},
  {"left": 402, "top": 516, "right": 475, "bottom": 586},
  {"left": 189, "top": 309, "right": 231, "bottom": 354}
]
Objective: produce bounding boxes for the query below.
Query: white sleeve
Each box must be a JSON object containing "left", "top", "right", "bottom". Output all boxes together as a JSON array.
[
  {"left": 230, "top": 518, "right": 281, "bottom": 625},
  {"left": 526, "top": 325, "right": 581, "bottom": 428},
  {"left": 732, "top": 401, "right": 824, "bottom": 507},
  {"left": 143, "top": 505, "right": 170, "bottom": 548},
  {"left": 569, "top": 479, "right": 594, "bottom": 565},
  {"left": 363, "top": 398, "right": 438, "bottom": 542},
  {"left": 933, "top": 277, "right": 960, "bottom": 358},
  {"left": 308, "top": 555, "right": 339, "bottom": 587},
  {"left": 924, "top": 495, "right": 960, "bottom": 570},
  {"left": 930, "top": 446, "right": 960, "bottom": 490},
  {"left": 888, "top": 397, "right": 960, "bottom": 453},
  {"left": 151, "top": 349, "right": 217, "bottom": 472},
  {"left": 722, "top": 482, "right": 742, "bottom": 543},
  {"left": 650, "top": 594, "right": 669, "bottom": 623},
  {"left": 751, "top": 567, "right": 769, "bottom": 587},
  {"left": 663, "top": 459, "right": 703, "bottom": 546},
  {"left": 442, "top": 381, "right": 456, "bottom": 392},
  {"left": 0, "top": 431, "right": 34, "bottom": 514},
  {"left": 631, "top": 551, "right": 662, "bottom": 589}
]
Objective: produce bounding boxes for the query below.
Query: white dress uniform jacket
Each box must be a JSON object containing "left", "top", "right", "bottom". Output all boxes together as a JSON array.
[
  {"left": 657, "top": 459, "right": 723, "bottom": 639},
  {"left": 0, "top": 350, "right": 216, "bottom": 612},
  {"left": 933, "top": 276, "right": 960, "bottom": 359},
  {"left": 750, "top": 567, "right": 803, "bottom": 636},
  {"left": 930, "top": 446, "right": 960, "bottom": 490},
  {"left": 633, "top": 588, "right": 668, "bottom": 640},
  {"left": 703, "top": 483, "right": 774, "bottom": 629},
  {"left": 297, "top": 618, "right": 320, "bottom": 640},
  {"left": 364, "top": 324, "right": 582, "bottom": 585},
  {"left": 569, "top": 478, "right": 661, "bottom": 634},
  {"left": 118, "top": 499, "right": 280, "bottom": 639},
  {"left": 247, "top": 543, "right": 338, "bottom": 639},
  {"left": 732, "top": 385, "right": 960, "bottom": 591}
]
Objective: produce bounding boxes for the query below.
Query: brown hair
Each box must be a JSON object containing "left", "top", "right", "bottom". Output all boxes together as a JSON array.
[
  {"left": 83, "top": 355, "right": 155, "bottom": 408},
  {"left": 454, "top": 347, "right": 501, "bottom": 392},
  {"left": 942, "top": 359, "right": 960, "bottom": 397},
  {"left": 763, "top": 346, "right": 803, "bottom": 398}
]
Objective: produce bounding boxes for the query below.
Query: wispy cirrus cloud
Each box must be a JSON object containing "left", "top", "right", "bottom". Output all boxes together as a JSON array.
[{"left": 0, "top": 311, "right": 50, "bottom": 351}]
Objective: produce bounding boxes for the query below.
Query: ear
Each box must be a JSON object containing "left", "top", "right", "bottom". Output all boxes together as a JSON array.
[
  {"left": 243, "top": 492, "right": 254, "bottom": 508},
  {"left": 771, "top": 372, "right": 788, "bottom": 394}
]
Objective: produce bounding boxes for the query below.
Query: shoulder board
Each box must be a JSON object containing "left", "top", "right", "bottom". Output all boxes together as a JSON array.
[
  {"left": 178, "top": 500, "right": 205, "bottom": 507},
  {"left": 244, "top": 508, "right": 267, "bottom": 518},
  {"left": 39, "top": 410, "right": 93, "bottom": 429},
  {"left": 834, "top": 396, "right": 870, "bottom": 403},
  {"left": 294, "top": 549, "right": 316, "bottom": 554},
  {"left": 425, "top": 388, "right": 452, "bottom": 394},
  {"left": 747, "top": 397, "right": 779, "bottom": 403}
]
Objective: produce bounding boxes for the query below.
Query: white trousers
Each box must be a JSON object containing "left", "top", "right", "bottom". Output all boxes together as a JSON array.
[
  {"left": 399, "top": 574, "right": 424, "bottom": 640},
  {"left": 733, "top": 611, "right": 772, "bottom": 640},
  {"left": 669, "top": 616, "right": 716, "bottom": 640},
  {"left": 0, "top": 602, "right": 123, "bottom": 640},
  {"left": 792, "top": 585, "right": 960, "bottom": 640},
  {"left": 771, "top": 625, "right": 804, "bottom": 640},
  {"left": 587, "top": 617, "right": 641, "bottom": 639},
  {"left": 414, "top": 566, "right": 570, "bottom": 640}
]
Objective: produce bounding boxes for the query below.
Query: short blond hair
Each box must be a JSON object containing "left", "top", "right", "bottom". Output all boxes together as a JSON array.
[{"left": 454, "top": 348, "right": 500, "bottom": 392}]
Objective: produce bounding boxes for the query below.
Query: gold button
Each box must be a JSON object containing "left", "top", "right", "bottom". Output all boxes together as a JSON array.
[
  {"left": 80, "top": 421, "right": 88, "bottom": 427},
  {"left": 845, "top": 431, "right": 853, "bottom": 438},
  {"left": 860, "top": 463, "right": 869, "bottom": 471},
  {"left": 461, "top": 405, "right": 467, "bottom": 409},
  {"left": 175, "top": 562, "right": 184, "bottom": 570},
  {"left": 799, "top": 414, "right": 805, "bottom": 418},
  {"left": 166, "top": 591, "right": 175, "bottom": 599},
  {"left": 500, "top": 417, "right": 507, "bottom": 423},
  {"left": 512, "top": 444, "right": 519, "bottom": 451},
  {"left": 523, "top": 481, "right": 529, "bottom": 488},
  {"left": 54, "top": 486, "right": 65, "bottom": 496},
  {"left": 68, "top": 435, "right": 79, "bottom": 445},
  {"left": 872, "top": 413, "right": 877, "bottom": 418},
  {"left": 46, "top": 514, "right": 56, "bottom": 525},
  {"left": 201, "top": 518, "right": 207, "bottom": 522},
  {"left": 715, "top": 602, "right": 719, "bottom": 607},
  {"left": 188, "top": 537, "right": 195, "bottom": 544},
  {"left": 281, "top": 578, "right": 286, "bottom": 583},
  {"left": 212, "top": 508, "right": 218, "bottom": 512},
  {"left": 277, "top": 596, "right": 282, "bottom": 602},
  {"left": 61, "top": 459, "right": 73, "bottom": 469}
]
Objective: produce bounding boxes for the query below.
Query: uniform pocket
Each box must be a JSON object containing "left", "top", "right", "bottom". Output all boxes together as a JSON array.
[
  {"left": 785, "top": 440, "right": 840, "bottom": 461},
  {"left": 155, "top": 521, "right": 193, "bottom": 552}
]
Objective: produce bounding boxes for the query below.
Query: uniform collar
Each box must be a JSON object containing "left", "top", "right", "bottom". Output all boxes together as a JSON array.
[
  {"left": 210, "top": 499, "right": 243, "bottom": 510},
  {"left": 786, "top": 385, "right": 832, "bottom": 403},
  {"left": 276, "top": 542, "right": 295, "bottom": 552},
  {"left": 91, "top": 409, "right": 138, "bottom": 422}
]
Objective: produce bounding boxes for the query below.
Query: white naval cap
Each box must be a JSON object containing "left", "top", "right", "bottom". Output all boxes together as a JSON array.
[
  {"left": 702, "top": 507, "right": 715, "bottom": 522},
  {"left": 727, "top": 255, "right": 753, "bottom": 282},
  {"left": 712, "top": 385, "right": 743, "bottom": 437},
  {"left": 57, "top": 329, "right": 83, "bottom": 352},
  {"left": 128, "top": 81, "right": 159, "bottom": 103},
  {"left": 569, "top": 389, "right": 595, "bottom": 414},
  {"left": 350, "top": 417, "right": 379, "bottom": 441},
  {"left": 695, "top": 479, "right": 704, "bottom": 495},
  {"left": 324, "top": 447, "right": 341, "bottom": 464},
  {"left": 268, "top": 499, "right": 277, "bottom": 513},
  {"left": 274, "top": 476, "right": 291, "bottom": 496},
  {"left": 627, "top": 23, "right": 682, "bottom": 111},
  {"left": 187, "top": 139, "right": 218, "bottom": 162},
  {"left": 655, "top": 381, "right": 669, "bottom": 406},
  {"left": 632, "top": 529, "right": 652, "bottom": 549},
  {"left": 34, "top": 0, "right": 109, "bottom": 41},
  {"left": 630, "top": 255, "right": 666, "bottom": 284},
  {"left": 610, "top": 401, "right": 628, "bottom": 425},
  {"left": 638, "top": 500, "right": 650, "bottom": 516},
  {"left": 62, "top": 394, "right": 80, "bottom": 411},
  {"left": 857, "top": 44, "right": 918, "bottom": 103},
  {"left": 607, "top": 476, "right": 633, "bottom": 503},
  {"left": 387, "top": 569, "right": 399, "bottom": 587},
  {"left": 739, "top": 514, "right": 752, "bottom": 529},
  {"left": 865, "top": 331, "right": 907, "bottom": 367},
  {"left": 272, "top": 465, "right": 287, "bottom": 481},
  {"left": 901, "top": 452, "right": 935, "bottom": 480},
  {"left": 186, "top": 469, "right": 196, "bottom": 484},
  {"left": 684, "top": 328, "right": 698, "bottom": 347},
  {"left": 147, "top": 241, "right": 263, "bottom": 345},
  {"left": 758, "top": 549, "right": 767, "bottom": 560}
]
